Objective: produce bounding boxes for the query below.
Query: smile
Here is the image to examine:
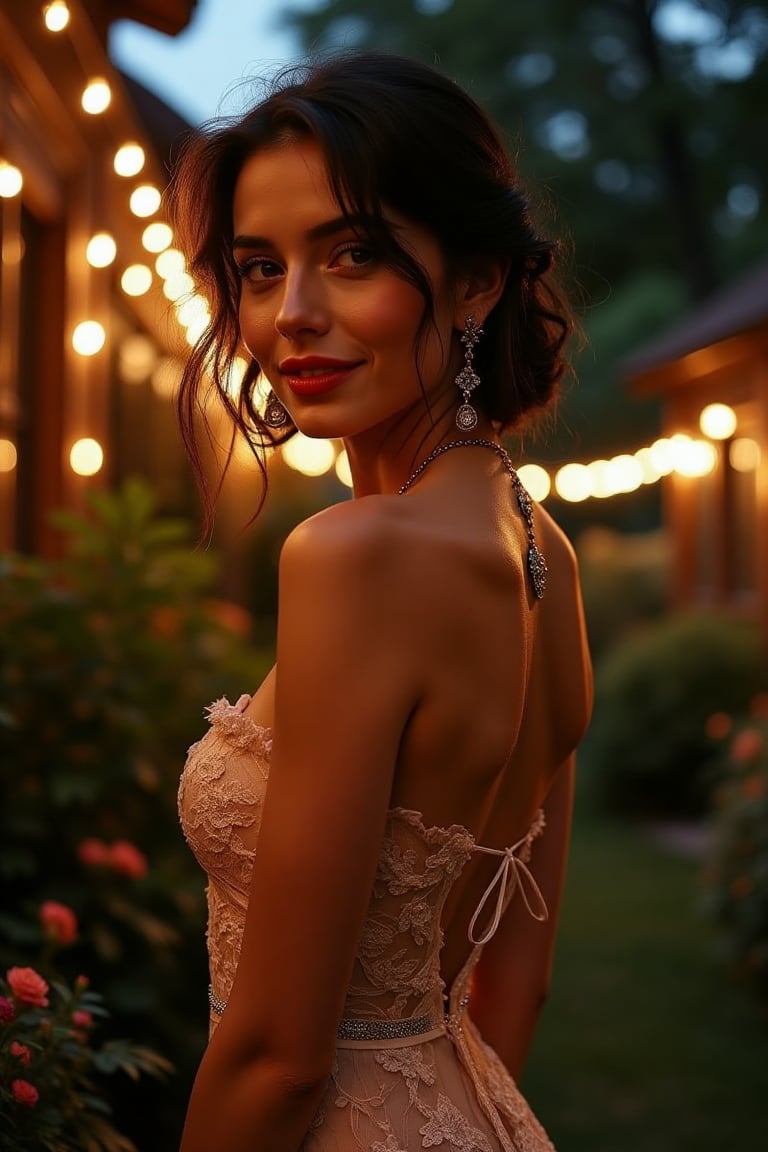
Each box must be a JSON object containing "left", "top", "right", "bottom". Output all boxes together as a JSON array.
[{"left": 280, "top": 358, "right": 363, "bottom": 397}]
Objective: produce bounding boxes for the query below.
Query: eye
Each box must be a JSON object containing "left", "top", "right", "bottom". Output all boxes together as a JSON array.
[
  {"left": 331, "top": 243, "right": 374, "bottom": 270},
  {"left": 235, "top": 256, "right": 284, "bottom": 284}
]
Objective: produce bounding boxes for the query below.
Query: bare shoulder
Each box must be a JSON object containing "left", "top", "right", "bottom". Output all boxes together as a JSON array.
[{"left": 280, "top": 495, "right": 416, "bottom": 583}]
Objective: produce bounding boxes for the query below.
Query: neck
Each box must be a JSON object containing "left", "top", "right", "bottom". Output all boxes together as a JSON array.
[{"left": 343, "top": 410, "right": 499, "bottom": 498}]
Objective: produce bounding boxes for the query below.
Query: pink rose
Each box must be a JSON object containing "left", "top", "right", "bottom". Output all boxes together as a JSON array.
[
  {"left": 108, "top": 840, "right": 148, "bottom": 879},
  {"left": 0, "top": 996, "right": 14, "bottom": 1022},
  {"left": 705, "top": 712, "right": 732, "bottom": 740},
  {"left": 77, "top": 838, "right": 109, "bottom": 867},
  {"left": 39, "top": 900, "right": 78, "bottom": 946},
  {"left": 730, "top": 727, "right": 763, "bottom": 765},
  {"left": 6, "top": 967, "right": 49, "bottom": 1008},
  {"left": 10, "top": 1041, "right": 31, "bottom": 1065},
  {"left": 11, "top": 1079, "right": 39, "bottom": 1106},
  {"left": 71, "top": 1009, "right": 93, "bottom": 1029}
]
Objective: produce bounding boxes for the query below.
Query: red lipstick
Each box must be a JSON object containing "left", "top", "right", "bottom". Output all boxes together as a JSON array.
[{"left": 279, "top": 356, "right": 363, "bottom": 397}]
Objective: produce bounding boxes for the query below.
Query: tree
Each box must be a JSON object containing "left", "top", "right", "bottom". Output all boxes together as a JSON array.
[{"left": 283, "top": 0, "right": 766, "bottom": 466}]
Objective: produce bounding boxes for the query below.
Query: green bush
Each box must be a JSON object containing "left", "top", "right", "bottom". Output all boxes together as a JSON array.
[
  {"left": 702, "top": 703, "right": 768, "bottom": 999},
  {"left": 588, "top": 611, "right": 766, "bottom": 817},
  {"left": 0, "top": 480, "right": 270, "bottom": 1150},
  {"left": 576, "top": 527, "right": 668, "bottom": 662}
]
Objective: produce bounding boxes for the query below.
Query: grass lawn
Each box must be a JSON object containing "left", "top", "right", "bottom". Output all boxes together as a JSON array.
[{"left": 521, "top": 798, "right": 767, "bottom": 1151}]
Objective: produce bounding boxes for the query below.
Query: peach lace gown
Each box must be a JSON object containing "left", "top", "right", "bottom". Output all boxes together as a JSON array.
[{"left": 178, "top": 694, "right": 555, "bottom": 1152}]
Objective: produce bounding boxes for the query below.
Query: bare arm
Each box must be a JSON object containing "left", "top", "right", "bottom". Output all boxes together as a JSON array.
[
  {"left": 469, "top": 756, "right": 575, "bottom": 1081},
  {"left": 179, "top": 507, "right": 416, "bottom": 1152}
]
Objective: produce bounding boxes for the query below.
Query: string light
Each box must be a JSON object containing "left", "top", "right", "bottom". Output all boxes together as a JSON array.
[
  {"left": 699, "top": 402, "right": 737, "bottom": 440},
  {"left": 0, "top": 439, "right": 18, "bottom": 472},
  {"left": 0, "top": 162, "right": 23, "bottom": 198},
  {"left": 72, "top": 320, "right": 106, "bottom": 356},
  {"left": 113, "top": 143, "right": 145, "bottom": 177},
  {"left": 86, "top": 231, "right": 117, "bottom": 267},
  {"left": 141, "top": 222, "right": 173, "bottom": 253},
  {"left": 81, "top": 78, "right": 111, "bottom": 115},
  {"left": 121, "top": 264, "right": 153, "bottom": 296},
  {"left": 129, "top": 184, "right": 161, "bottom": 217},
  {"left": 162, "top": 271, "right": 194, "bottom": 302},
  {"left": 43, "top": 2, "right": 70, "bottom": 32},
  {"left": 729, "top": 437, "right": 760, "bottom": 472},
  {"left": 517, "top": 463, "right": 550, "bottom": 502},
  {"left": 335, "top": 449, "right": 353, "bottom": 488},
  {"left": 155, "top": 248, "right": 185, "bottom": 278},
  {"left": 282, "top": 435, "right": 336, "bottom": 477},
  {"left": 70, "top": 438, "right": 103, "bottom": 476}
]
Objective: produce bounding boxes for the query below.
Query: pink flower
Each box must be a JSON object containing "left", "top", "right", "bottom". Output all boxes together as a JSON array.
[
  {"left": 108, "top": 840, "right": 148, "bottom": 879},
  {"left": 0, "top": 996, "right": 14, "bottom": 1022},
  {"left": 730, "top": 727, "right": 763, "bottom": 765},
  {"left": 39, "top": 900, "right": 78, "bottom": 946},
  {"left": 705, "top": 712, "right": 732, "bottom": 740},
  {"left": 10, "top": 1041, "right": 31, "bottom": 1065},
  {"left": 75, "top": 974, "right": 90, "bottom": 990},
  {"left": 71, "top": 1009, "right": 93, "bottom": 1029},
  {"left": 11, "top": 1079, "right": 39, "bottom": 1106},
  {"left": 6, "top": 967, "right": 49, "bottom": 1008},
  {"left": 77, "top": 838, "right": 109, "bottom": 867},
  {"left": 744, "top": 773, "right": 766, "bottom": 800}
]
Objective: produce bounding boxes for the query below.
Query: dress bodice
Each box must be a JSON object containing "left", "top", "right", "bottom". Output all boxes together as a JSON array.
[{"left": 178, "top": 694, "right": 546, "bottom": 1032}]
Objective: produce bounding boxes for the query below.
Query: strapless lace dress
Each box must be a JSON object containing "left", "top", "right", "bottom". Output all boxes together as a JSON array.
[{"left": 178, "top": 694, "right": 555, "bottom": 1151}]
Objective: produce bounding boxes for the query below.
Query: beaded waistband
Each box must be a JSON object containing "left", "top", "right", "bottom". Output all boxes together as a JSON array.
[{"left": 208, "top": 986, "right": 445, "bottom": 1047}]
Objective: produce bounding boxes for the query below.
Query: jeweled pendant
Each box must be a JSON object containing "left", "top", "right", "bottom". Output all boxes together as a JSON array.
[
  {"left": 456, "top": 403, "right": 478, "bottom": 430},
  {"left": 264, "top": 395, "right": 288, "bottom": 427},
  {"left": 528, "top": 544, "right": 547, "bottom": 599}
]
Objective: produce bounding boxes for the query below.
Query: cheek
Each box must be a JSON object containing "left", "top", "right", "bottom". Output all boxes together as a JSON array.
[{"left": 238, "top": 301, "right": 272, "bottom": 361}]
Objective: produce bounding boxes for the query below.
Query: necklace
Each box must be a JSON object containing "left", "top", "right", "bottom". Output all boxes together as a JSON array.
[{"left": 398, "top": 438, "right": 547, "bottom": 599}]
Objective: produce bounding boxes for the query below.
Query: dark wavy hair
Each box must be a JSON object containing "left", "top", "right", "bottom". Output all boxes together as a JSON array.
[{"left": 170, "top": 51, "right": 574, "bottom": 523}]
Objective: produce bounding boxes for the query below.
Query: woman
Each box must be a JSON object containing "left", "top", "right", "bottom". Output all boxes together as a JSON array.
[{"left": 174, "top": 52, "right": 592, "bottom": 1152}]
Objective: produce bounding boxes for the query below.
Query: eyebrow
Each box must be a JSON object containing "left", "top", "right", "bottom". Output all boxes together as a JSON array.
[{"left": 232, "top": 214, "right": 370, "bottom": 251}]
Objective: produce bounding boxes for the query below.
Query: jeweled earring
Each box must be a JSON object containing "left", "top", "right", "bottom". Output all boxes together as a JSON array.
[
  {"left": 455, "top": 316, "right": 483, "bottom": 431},
  {"left": 264, "top": 389, "right": 289, "bottom": 428}
]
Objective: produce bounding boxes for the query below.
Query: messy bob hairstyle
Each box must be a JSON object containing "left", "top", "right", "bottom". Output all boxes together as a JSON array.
[{"left": 170, "top": 51, "right": 573, "bottom": 523}]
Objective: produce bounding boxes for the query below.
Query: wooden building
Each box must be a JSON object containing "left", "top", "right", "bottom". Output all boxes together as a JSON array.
[
  {"left": 0, "top": 0, "right": 196, "bottom": 556},
  {"left": 624, "top": 261, "right": 768, "bottom": 648}
]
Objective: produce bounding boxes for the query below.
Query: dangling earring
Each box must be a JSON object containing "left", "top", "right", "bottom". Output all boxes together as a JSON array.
[
  {"left": 264, "top": 389, "right": 289, "bottom": 428},
  {"left": 455, "top": 316, "right": 483, "bottom": 431}
]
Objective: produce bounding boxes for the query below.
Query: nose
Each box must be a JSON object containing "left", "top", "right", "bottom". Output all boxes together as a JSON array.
[{"left": 275, "top": 267, "right": 330, "bottom": 340}]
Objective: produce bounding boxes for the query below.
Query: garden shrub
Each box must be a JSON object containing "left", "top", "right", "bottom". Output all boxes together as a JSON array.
[
  {"left": 1, "top": 900, "right": 170, "bottom": 1151},
  {"left": 702, "top": 702, "right": 768, "bottom": 999},
  {"left": 588, "top": 611, "right": 767, "bottom": 817},
  {"left": 0, "top": 480, "right": 270, "bottom": 1150},
  {"left": 576, "top": 526, "right": 668, "bottom": 662}
]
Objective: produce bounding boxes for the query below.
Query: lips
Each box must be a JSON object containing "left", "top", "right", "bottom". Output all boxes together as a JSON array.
[{"left": 279, "top": 356, "right": 363, "bottom": 397}]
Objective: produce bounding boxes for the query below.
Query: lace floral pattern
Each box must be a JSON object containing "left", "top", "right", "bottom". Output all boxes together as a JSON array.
[{"left": 179, "top": 697, "right": 554, "bottom": 1151}]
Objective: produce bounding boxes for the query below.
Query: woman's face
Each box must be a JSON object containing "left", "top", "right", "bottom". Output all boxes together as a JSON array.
[{"left": 231, "top": 138, "right": 462, "bottom": 444}]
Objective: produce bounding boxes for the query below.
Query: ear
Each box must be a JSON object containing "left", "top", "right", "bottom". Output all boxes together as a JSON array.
[{"left": 452, "top": 257, "right": 509, "bottom": 329}]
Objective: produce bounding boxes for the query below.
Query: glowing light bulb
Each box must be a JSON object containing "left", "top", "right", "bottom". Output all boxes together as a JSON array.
[
  {"left": 70, "top": 438, "right": 103, "bottom": 476},
  {"left": 141, "top": 222, "right": 173, "bottom": 253},
  {"left": 555, "top": 463, "right": 592, "bottom": 502},
  {"left": 0, "top": 439, "right": 18, "bottom": 472},
  {"left": 43, "top": 2, "right": 70, "bottom": 32},
  {"left": 155, "top": 248, "right": 186, "bottom": 278},
  {"left": 634, "top": 446, "right": 662, "bottom": 485},
  {"left": 121, "top": 264, "right": 153, "bottom": 296},
  {"left": 649, "top": 438, "right": 675, "bottom": 476},
  {"left": 113, "top": 143, "right": 145, "bottom": 177},
  {"left": 699, "top": 402, "right": 737, "bottom": 440},
  {"left": 162, "top": 271, "right": 194, "bottom": 302},
  {"left": 517, "top": 463, "right": 550, "bottom": 502},
  {"left": 0, "top": 162, "right": 23, "bottom": 198},
  {"left": 81, "top": 78, "right": 111, "bottom": 115},
  {"left": 86, "top": 232, "right": 116, "bottom": 267},
  {"left": 335, "top": 449, "right": 353, "bottom": 488},
  {"left": 129, "top": 184, "right": 161, "bottom": 218},
  {"left": 72, "top": 320, "right": 106, "bottom": 356},
  {"left": 729, "top": 437, "right": 760, "bottom": 472},
  {"left": 282, "top": 434, "right": 336, "bottom": 477}
]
